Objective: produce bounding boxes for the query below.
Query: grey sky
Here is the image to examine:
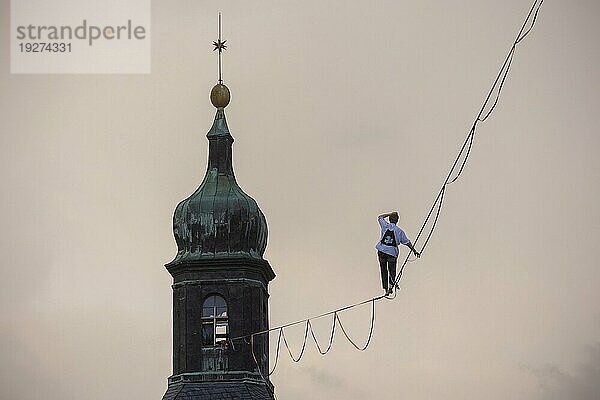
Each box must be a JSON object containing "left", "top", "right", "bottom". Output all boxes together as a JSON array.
[{"left": 1, "top": 1, "right": 599, "bottom": 399}]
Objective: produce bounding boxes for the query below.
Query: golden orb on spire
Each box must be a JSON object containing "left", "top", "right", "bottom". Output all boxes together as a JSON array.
[{"left": 210, "top": 83, "right": 230, "bottom": 109}]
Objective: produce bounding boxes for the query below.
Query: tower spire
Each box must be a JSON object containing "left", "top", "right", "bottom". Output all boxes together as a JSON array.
[{"left": 162, "top": 16, "right": 275, "bottom": 399}]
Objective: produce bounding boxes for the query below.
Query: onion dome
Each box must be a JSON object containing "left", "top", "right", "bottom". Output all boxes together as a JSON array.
[{"left": 169, "top": 85, "right": 268, "bottom": 264}]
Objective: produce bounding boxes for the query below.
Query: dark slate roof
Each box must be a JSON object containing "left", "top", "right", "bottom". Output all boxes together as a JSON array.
[{"left": 161, "top": 381, "right": 275, "bottom": 400}]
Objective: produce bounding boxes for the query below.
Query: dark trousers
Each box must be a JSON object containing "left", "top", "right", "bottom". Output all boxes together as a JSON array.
[{"left": 378, "top": 251, "right": 397, "bottom": 290}]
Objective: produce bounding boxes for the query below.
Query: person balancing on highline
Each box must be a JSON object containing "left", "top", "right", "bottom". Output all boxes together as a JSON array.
[{"left": 376, "top": 212, "right": 420, "bottom": 295}]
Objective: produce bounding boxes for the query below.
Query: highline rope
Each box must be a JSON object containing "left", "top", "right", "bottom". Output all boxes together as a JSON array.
[{"left": 237, "top": 0, "right": 545, "bottom": 379}]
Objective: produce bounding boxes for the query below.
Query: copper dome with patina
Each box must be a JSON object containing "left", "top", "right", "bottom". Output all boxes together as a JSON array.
[{"left": 169, "top": 95, "right": 268, "bottom": 264}]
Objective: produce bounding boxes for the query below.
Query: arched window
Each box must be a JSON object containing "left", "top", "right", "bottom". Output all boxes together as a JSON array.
[{"left": 201, "top": 295, "right": 228, "bottom": 346}]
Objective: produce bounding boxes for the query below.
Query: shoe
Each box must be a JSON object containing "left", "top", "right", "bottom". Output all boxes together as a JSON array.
[{"left": 385, "top": 288, "right": 392, "bottom": 296}]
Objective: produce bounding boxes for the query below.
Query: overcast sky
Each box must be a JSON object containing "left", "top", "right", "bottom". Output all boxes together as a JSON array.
[{"left": 1, "top": 1, "right": 599, "bottom": 399}]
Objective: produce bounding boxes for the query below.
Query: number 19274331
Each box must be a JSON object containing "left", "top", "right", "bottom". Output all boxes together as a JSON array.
[{"left": 18, "top": 42, "right": 72, "bottom": 53}]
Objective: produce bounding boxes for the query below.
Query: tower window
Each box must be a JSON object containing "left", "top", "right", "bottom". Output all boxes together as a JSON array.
[{"left": 201, "top": 295, "right": 228, "bottom": 346}]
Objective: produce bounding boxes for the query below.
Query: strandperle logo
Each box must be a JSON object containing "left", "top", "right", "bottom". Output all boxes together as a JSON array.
[
  {"left": 15, "top": 20, "right": 147, "bottom": 46},
  {"left": 11, "top": 0, "right": 151, "bottom": 74}
]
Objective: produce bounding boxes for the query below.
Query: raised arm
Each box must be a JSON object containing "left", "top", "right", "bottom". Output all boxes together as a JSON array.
[{"left": 378, "top": 212, "right": 395, "bottom": 219}]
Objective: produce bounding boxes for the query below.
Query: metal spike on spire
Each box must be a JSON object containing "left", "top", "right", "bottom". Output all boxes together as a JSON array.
[{"left": 212, "top": 13, "right": 227, "bottom": 84}]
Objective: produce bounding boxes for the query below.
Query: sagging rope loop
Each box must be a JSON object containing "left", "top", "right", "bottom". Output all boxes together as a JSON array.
[{"left": 249, "top": 299, "right": 377, "bottom": 379}]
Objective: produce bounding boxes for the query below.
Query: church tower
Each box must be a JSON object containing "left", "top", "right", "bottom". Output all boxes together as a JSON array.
[{"left": 161, "top": 16, "right": 276, "bottom": 400}]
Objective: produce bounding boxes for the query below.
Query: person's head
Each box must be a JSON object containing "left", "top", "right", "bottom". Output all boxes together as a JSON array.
[{"left": 389, "top": 212, "right": 399, "bottom": 224}]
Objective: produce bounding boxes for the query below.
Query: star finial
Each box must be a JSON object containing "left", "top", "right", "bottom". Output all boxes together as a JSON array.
[
  {"left": 213, "top": 39, "right": 227, "bottom": 53},
  {"left": 214, "top": 13, "right": 226, "bottom": 84}
]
